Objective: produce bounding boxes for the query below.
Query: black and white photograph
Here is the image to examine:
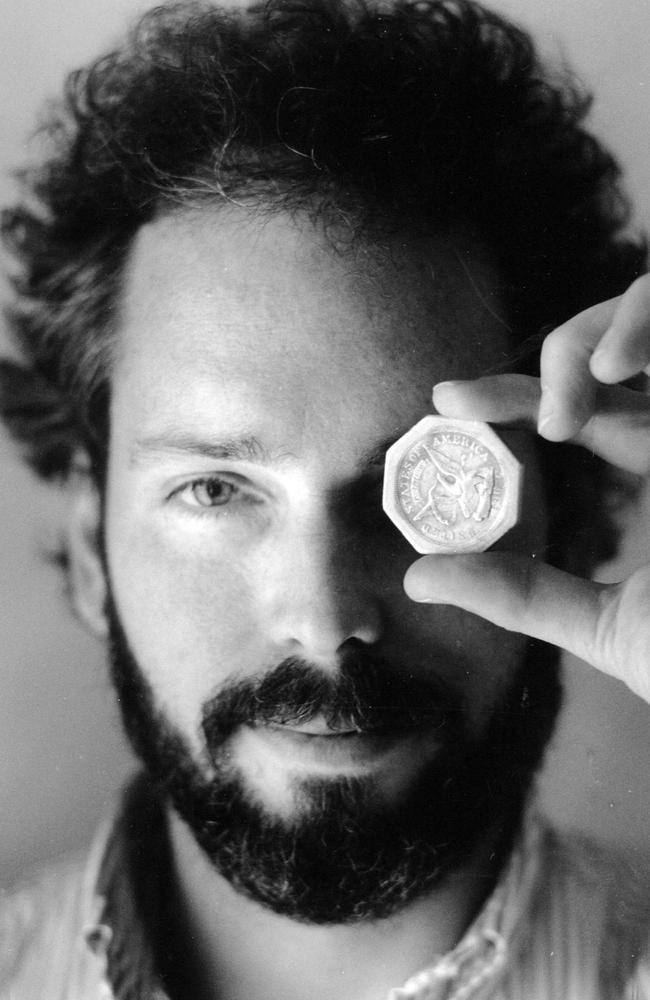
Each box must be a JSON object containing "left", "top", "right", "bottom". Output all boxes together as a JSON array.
[{"left": 1, "top": 1, "right": 650, "bottom": 997}]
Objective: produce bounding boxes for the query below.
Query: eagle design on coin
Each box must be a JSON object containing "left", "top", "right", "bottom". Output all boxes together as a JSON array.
[{"left": 383, "top": 416, "right": 521, "bottom": 554}]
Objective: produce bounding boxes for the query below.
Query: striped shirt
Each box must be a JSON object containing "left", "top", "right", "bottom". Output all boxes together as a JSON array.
[{"left": 1, "top": 775, "right": 649, "bottom": 1000}]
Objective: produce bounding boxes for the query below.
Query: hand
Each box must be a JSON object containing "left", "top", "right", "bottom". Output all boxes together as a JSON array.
[{"left": 404, "top": 275, "right": 650, "bottom": 703}]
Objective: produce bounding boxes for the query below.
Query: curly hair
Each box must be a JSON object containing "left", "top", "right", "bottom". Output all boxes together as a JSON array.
[{"left": 0, "top": 0, "right": 646, "bottom": 568}]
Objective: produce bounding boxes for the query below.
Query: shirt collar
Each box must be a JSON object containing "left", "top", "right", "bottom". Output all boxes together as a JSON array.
[
  {"left": 389, "top": 802, "right": 544, "bottom": 1000},
  {"left": 80, "top": 778, "right": 545, "bottom": 1000},
  {"left": 81, "top": 775, "right": 169, "bottom": 999}
]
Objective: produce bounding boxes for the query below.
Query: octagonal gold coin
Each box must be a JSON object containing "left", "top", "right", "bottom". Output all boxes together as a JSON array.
[{"left": 383, "top": 415, "right": 522, "bottom": 554}]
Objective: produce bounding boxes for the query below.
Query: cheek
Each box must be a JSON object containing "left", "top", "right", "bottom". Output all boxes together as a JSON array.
[{"left": 106, "top": 515, "right": 264, "bottom": 743}]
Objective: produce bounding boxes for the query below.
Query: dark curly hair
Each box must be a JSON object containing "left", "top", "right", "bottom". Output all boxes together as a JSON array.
[{"left": 1, "top": 0, "right": 646, "bottom": 570}]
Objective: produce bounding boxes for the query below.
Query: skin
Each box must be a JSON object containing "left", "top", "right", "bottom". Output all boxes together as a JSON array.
[
  {"left": 103, "top": 207, "right": 546, "bottom": 776},
  {"left": 408, "top": 276, "right": 650, "bottom": 704},
  {"left": 69, "top": 204, "right": 549, "bottom": 1000}
]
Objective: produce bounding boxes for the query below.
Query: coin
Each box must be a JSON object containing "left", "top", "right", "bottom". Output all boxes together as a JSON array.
[{"left": 382, "top": 416, "right": 521, "bottom": 554}]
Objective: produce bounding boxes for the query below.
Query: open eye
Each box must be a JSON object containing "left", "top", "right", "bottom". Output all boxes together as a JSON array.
[{"left": 182, "top": 477, "right": 237, "bottom": 508}]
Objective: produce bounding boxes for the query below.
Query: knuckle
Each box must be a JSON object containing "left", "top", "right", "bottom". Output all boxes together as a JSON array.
[{"left": 541, "top": 323, "right": 573, "bottom": 361}]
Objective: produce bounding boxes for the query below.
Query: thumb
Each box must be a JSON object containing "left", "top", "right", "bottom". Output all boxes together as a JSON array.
[{"left": 404, "top": 552, "right": 605, "bottom": 668}]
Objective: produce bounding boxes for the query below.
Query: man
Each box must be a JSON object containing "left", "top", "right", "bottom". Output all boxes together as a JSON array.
[{"left": 1, "top": 1, "right": 649, "bottom": 997}]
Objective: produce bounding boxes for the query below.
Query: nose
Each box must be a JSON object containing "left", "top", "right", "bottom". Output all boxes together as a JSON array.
[{"left": 265, "top": 514, "right": 385, "bottom": 668}]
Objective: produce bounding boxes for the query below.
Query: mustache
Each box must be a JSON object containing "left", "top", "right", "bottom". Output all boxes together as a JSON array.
[{"left": 201, "top": 653, "right": 465, "bottom": 755}]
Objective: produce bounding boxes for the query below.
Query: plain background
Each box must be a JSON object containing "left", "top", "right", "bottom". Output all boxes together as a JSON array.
[{"left": 1, "top": 0, "right": 650, "bottom": 886}]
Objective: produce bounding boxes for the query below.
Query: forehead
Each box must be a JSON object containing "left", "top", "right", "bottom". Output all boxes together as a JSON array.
[{"left": 112, "top": 206, "right": 508, "bottom": 455}]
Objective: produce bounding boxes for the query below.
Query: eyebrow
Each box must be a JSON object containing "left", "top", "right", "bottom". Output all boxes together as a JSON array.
[
  {"left": 131, "top": 432, "right": 270, "bottom": 465},
  {"left": 131, "top": 431, "right": 397, "bottom": 469}
]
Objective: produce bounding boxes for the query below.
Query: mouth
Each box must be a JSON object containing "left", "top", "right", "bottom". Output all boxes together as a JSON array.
[
  {"left": 245, "top": 715, "right": 439, "bottom": 772},
  {"left": 267, "top": 715, "right": 367, "bottom": 737}
]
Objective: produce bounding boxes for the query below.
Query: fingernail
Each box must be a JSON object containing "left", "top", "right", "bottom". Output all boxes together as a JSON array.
[
  {"left": 432, "top": 380, "right": 464, "bottom": 402},
  {"left": 433, "top": 380, "right": 463, "bottom": 390},
  {"left": 408, "top": 593, "right": 437, "bottom": 604}
]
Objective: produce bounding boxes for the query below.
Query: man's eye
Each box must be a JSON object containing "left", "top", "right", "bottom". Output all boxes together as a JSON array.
[{"left": 183, "top": 477, "right": 237, "bottom": 508}]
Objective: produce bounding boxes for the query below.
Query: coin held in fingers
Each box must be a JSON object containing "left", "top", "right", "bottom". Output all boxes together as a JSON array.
[{"left": 383, "top": 416, "right": 522, "bottom": 554}]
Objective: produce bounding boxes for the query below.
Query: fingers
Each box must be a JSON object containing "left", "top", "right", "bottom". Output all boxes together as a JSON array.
[
  {"left": 434, "top": 375, "right": 650, "bottom": 474},
  {"left": 590, "top": 276, "right": 650, "bottom": 384},
  {"left": 433, "top": 374, "right": 541, "bottom": 427},
  {"left": 578, "top": 384, "right": 650, "bottom": 475},
  {"left": 537, "top": 298, "right": 618, "bottom": 441},
  {"left": 537, "top": 277, "right": 650, "bottom": 438},
  {"left": 434, "top": 275, "right": 650, "bottom": 448},
  {"left": 423, "top": 277, "right": 650, "bottom": 704},
  {"left": 404, "top": 553, "right": 650, "bottom": 702}
]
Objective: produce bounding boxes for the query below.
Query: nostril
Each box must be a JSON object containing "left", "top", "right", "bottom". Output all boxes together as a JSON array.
[{"left": 268, "top": 582, "right": 384, "bottom": 661}]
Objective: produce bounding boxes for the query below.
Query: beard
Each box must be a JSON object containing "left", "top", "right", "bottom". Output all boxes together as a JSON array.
[{"left": 106, "top": 592, "right": 561, "bottom": 925}]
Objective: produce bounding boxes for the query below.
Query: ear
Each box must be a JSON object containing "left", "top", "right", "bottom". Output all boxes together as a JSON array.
[{"left": 66, "top": 455, "right": 108, "bottom": 638}]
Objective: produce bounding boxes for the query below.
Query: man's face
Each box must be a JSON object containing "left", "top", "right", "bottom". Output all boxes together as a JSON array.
[{"left": 100, "top": 206, "right": 551, "bottom": 921}]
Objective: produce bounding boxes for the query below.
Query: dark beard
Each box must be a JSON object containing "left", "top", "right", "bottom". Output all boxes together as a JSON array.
[{"left": 106, "top": 593, "right": 561, "bottom": 925}]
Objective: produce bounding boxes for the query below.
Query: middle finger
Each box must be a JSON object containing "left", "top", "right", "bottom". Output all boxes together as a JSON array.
[{"left": 537, "top": 298, "right": 620, "bottom": 440}]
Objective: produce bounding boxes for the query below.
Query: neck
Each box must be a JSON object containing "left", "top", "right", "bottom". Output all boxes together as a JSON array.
[{"left": 159, "top": 808, "right": 505, "bottom": 1000}]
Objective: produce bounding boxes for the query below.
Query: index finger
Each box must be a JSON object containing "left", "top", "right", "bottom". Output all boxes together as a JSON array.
[
  {"left": 433, "top": 374, "right": 650, "bottom": 474},
  {"left": 433, "top": 373, "right": 541, "bottom": 425}
]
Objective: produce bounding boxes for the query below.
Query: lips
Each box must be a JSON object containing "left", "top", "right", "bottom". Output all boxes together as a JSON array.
[
  {"left": 246, "top": 716, "right": 440, "bottom": 771},
  {"left": 265, "top": 714, "right": 364, "bottom": 737}
]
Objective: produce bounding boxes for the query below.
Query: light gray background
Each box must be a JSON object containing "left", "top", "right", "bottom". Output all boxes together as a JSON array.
[{"left": 1, "top": 0, "right": 650, "bottom": 885}]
